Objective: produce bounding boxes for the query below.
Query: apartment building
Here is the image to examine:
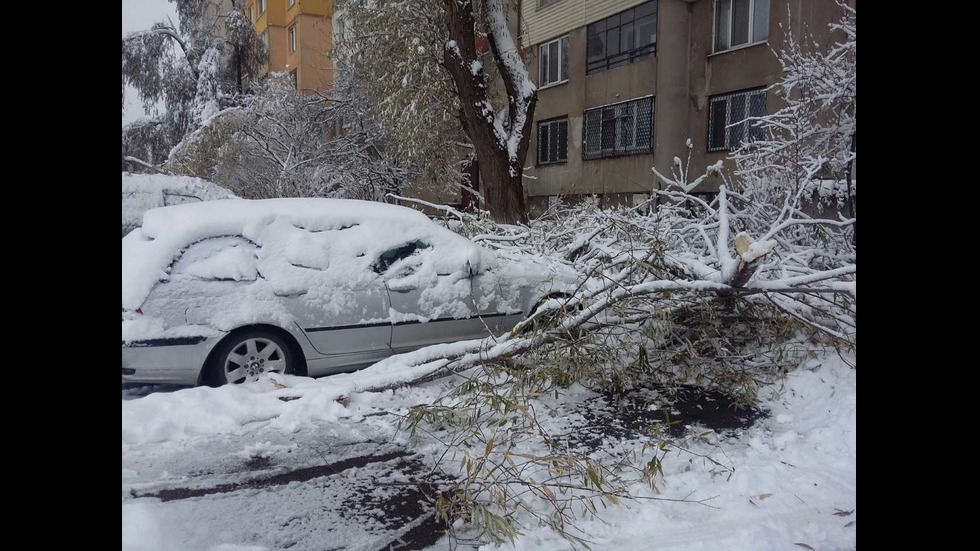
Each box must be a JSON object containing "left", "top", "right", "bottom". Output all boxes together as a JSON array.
[
  {"left": 520, "top": 0, "right": 848, "bottom": 215},
  {"left": 243, "top": 0, "right": 334, "bottom": 93}
]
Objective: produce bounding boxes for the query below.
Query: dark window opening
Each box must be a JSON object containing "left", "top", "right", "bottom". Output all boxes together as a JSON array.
[
  {"left": 587, "top": 0, "right": 657, "bottom": 74},
  {"left": 373, "top": 241, "right": 429, "bottom": 274}
]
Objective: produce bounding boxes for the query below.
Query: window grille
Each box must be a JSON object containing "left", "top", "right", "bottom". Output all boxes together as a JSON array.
[
  {"left": 538, "top": 117, "right": 568, "bottom": 165},
  {"left": 583, "top": 96, "right": 654, "bottom": 160},
  {"left": 707, "top": 88, "right": 766, "bottom": 152}
]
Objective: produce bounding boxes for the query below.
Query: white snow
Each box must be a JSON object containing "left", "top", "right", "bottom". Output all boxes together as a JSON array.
[
  {"left": 121, "top": 198, "right": 496, "bottom": 312},
  {"left": 735, "top": 231, "right": 778, "bottom": 264},
  {"left": 122, "top": 172, "right": 238, "bottom": 235},
  {"left": 183, "top": 245, "right": 258, "bottom": 281}
]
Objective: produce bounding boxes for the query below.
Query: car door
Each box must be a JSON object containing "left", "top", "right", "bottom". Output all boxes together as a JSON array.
[
  {"left": 470, "top": 268, "right": 523, "bottom": 336},
  {"left": 290, "top": 279, "right": 392, "bottom": 366},
  {"left": 378, "top": 240, "right": 493, "bottom": 354}
]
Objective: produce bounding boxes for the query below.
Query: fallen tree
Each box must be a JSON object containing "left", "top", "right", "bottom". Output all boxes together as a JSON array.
[
  {"left": 330, "top": 151, "right": 855, "bottom": 544},
  {"left": 328, "top": 4, "right": 856, "bottom": 543}
]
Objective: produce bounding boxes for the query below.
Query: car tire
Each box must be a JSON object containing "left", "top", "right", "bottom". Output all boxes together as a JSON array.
[{"left": 210, "top": 329, "right": 295, "bottom": 385}]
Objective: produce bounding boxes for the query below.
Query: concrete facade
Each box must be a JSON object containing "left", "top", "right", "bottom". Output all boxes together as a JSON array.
[{"left": 520, "top": 0, "right": 849, "bottom": 216}]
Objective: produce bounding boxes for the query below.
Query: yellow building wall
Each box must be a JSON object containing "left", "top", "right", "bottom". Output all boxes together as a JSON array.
[{"left": 246, "top": 0, "right": 334, "bottom": 93}]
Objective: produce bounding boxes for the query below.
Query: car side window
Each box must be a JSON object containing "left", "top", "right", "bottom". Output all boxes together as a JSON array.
[
  {"left": 373, "top": 240, "right": 429, "bottom": 275},
  {"left": 170, "top": 237, "right": 259, "bottom": 282}
]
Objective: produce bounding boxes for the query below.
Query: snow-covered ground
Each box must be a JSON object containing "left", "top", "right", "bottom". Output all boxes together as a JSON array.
[
  {"left": 122, "top": 352, "right": 854, "bottom": 550},
  {"left": 500, "top": 354, "right": 856, "bottom": 551}
]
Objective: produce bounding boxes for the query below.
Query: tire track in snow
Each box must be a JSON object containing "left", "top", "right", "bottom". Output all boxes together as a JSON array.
[{"left": 134, "top": 450, "right": 414, "bottom": 502}]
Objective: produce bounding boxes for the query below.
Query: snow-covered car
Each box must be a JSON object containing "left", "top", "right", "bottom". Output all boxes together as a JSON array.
[
  {"left": 122, "top": 172, "right": 238, "bottom": 237},
  {"left": 122, "top": 198, "right": 579, "bottom": 386}
]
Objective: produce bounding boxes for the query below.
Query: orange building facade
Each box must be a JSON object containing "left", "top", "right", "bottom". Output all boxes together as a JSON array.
[{"left": 244, "top": 0, "right": 334, "bottom": 94}]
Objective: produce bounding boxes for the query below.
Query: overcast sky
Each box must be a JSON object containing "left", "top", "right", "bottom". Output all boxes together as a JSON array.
[{"left": 122, "top": 0, "right": 178, "bottom": 126}]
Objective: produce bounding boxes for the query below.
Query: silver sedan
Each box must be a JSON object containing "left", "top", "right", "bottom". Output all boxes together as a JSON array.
[{"left": 122, "top": 198, "right": 578, "bottom": 386}]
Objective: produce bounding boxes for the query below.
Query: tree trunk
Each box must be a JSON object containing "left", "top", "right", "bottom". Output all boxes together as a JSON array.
[
  {"left": 461, "top": 154, "right": 481, "bottom": 212},
  {"left": 467, "top": 127, "right": 528, "bottom": 224},
  {"left": 236, "top": 45, "right": 243, "bottom": 95},
  {"left": 441, "top": 0, "right": 534, "bottom": 225}
]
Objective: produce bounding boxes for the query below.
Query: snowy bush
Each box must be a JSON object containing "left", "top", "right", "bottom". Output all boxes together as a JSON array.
[{"left": 206, "top": 73, "right": 406, "bottom": 201}]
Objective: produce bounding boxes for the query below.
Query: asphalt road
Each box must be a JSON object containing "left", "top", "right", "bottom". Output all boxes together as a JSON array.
[{"left": 122, "top": 389, "right": 446, "bottom": 551}]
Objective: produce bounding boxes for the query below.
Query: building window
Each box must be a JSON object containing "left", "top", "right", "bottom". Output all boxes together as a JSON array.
[
  {"left": 539, "top": 0, "right": 559, "bottom": 9},
  {"left": 290, "top": 0, "right": 296, "bottom": 6},
  {"left": 707, "top": 88, "right": 766, "bottom": 152},
  {"left": 258, "top": 0, "right": 266, "bottom": 14},
  {"left": 289, "top": 26, "right": 297, "bottom": 52},
  {"left": 260, "top": 30, "right": 268, "bottom": 51},
  {"left": 538, "top": 36, "right": 569, "bottom": 87},
  {"left": 290, "top": 69, "right": 298, "bottom": 90},
  {"left": 714, "top": 0, "right": 769, "bottom": 53},
  {"left": 583, "top": 96, "right": 654, "bottom": 160},
  {"left": 248, "top": 6, "right": 253, "bottom": 21},
  {"left": 538, "top": 117, "right": 568, "bottom": 165},
  {"left": 586, "top": 0, "right": 657, "bottom": 75}
]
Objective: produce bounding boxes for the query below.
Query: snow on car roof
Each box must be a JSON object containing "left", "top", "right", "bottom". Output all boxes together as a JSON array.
[
  {"left": 121, "top": 198, "right": 495, "bottom": 310},
  {"left": 122, "top": 172, "right": 238, "bottom": 235}
]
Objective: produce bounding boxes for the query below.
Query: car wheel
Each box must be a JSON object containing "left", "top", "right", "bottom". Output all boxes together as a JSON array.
[{"left": 212, "top": 330, "right": 294, "bottom": 385}]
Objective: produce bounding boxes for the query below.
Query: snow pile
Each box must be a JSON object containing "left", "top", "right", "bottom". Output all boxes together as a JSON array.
[
  {"left": 122, "top": 328, "right": 499, "bottom": 443},
  {"left": 122, "top": 172, "right": 238, "bottom": 236},
  {"left": 121, "top": 375, "right": 350, "bottom": 444},
  {"left": 121, "top": 198, "right": 496, "bottom": 311}
]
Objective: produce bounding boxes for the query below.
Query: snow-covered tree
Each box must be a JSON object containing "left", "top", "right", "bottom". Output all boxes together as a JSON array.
[
  {"left": 207, "top": 73, "right": 406, "bottom": 201},
  {"left": 443, "top": 0, "right": 537, "bottom": 225},
  {"left": 122, "top": 118, "right": 174, "bottom": 172},
  {"left": 358, "top": 160, "right": 856, "bottom": 543},
  {"left": 336, "top": 0, "right": 537, "bottom": 224},
  {"left": 333, "top": 0, "right": 472, "bottom": 204},
  {"left": 730, "top": 1, "right": 856, "bottom": 220},
  {"left": 122, "top": 0, "right": 266, "bottom": 169}
]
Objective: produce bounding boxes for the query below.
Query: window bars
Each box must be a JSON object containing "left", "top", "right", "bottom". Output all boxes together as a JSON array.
[
  {"left": 707, "top": 88, "right": 766, "bottom": 152},
  {"left": 583, "top": 96, "right": 654, "bottom": 160},
  {"left": 538, "top": 117, "right": 569, "bottom": 165}
]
